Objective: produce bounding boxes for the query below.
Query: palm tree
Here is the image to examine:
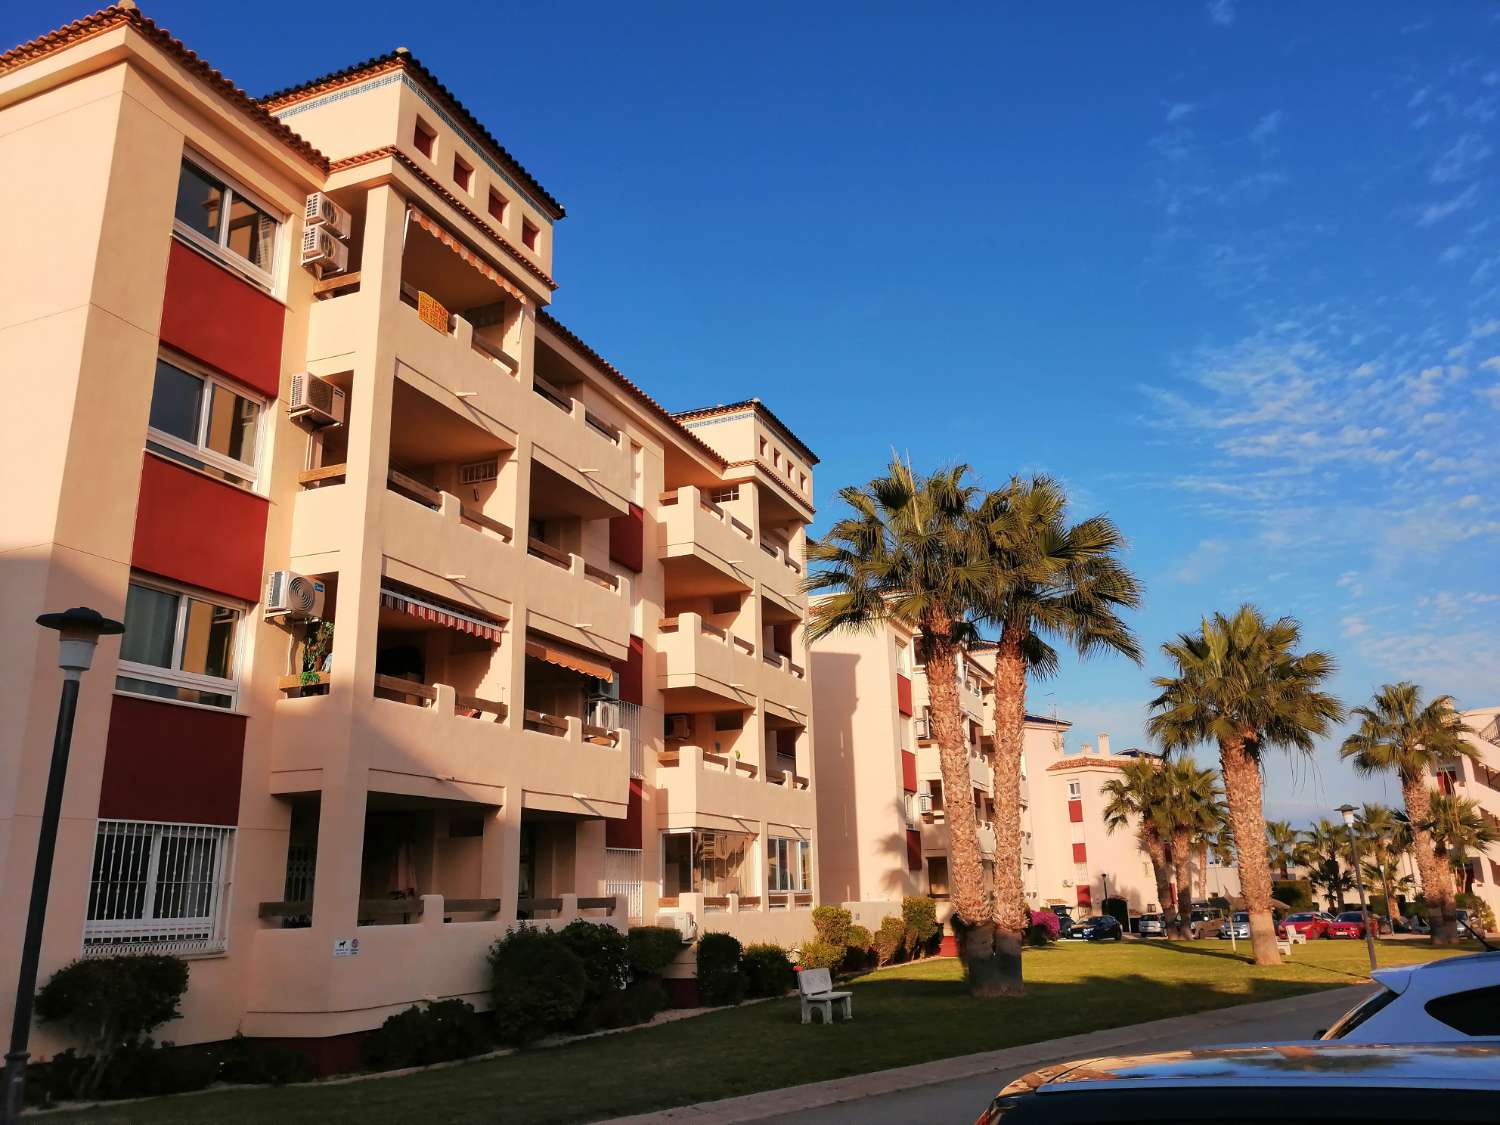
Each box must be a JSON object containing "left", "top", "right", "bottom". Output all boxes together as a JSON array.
[
  {"left": 807, "top": 460, "right": 1002, "bottom": 992},
  {"left": 1339, "top": 683, "right": 1479, "bottom": 944},
  {"left": 1298, "top": 819, "right": 1352, "bottom": 912},
  {"left": 1101, "top": 758, "right": 1179, "bottom": 937},
  {"left": 1265, "top": 819, "right": 1300, "bottom": 881},
  {"left": 1156, "top": 758, "right": 1225, "bottom": 936},
  {"left": 1424, "top": 793, "right": 1500, "bottom": 904},
  {"left": 1356, "top": 803, "right": 1407, "bottom": 925},
  {"left": 1148, "top": 605, "right": 1343, "bottom": 965},
  {"left": 973, "top": 476, "right": 1143, "bottom": 990}
]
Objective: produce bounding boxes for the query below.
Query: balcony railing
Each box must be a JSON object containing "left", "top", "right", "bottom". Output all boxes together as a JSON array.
[
  {"left": 524, "top": 708, "right": 620, "bottom": 746},
  {"left": 298, "top": 463, "right": 514, "bottom": 543},
  {"left": 374, "top": 673, "right": 506, "bottom": 720},
  {"left": 533, "top": 373, "right": 571, "bottom": 412},
  {"left": 528, "top": 538, "right": 621, "bottom": 591}
]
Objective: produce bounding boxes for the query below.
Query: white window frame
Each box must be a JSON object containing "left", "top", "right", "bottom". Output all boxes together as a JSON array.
[
  {"left": 172, "top": 152, "right": 285, "bottom": 291},
  {"left": 767, "top": 835, "right": 810, "bottom": 893},
  {"left": 83, "top": 819, "right": 236, "bottom": 956},
  {"left": 1067, "top": 780, "right": 1082, "bottom": 799},
  {"left": 147, "top": 350, "right": 267, "bottom": 492},
  {"left": 115, "top": 575, "right": 247, "bottom": 711}
]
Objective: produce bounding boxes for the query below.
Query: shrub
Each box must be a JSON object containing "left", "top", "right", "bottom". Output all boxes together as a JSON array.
[
  {"left": 578, "top": 979, "right": 670, "bottom": 1031},
  {"left": 217, "top": 1034, "right": 314, "bottom": 1086},
  {"left": 627, "top": 926, "right": 687, "bottom": 978},
  {"left": 696, "top": 932, "right": 745, "bottom": 1006},
  {"left": 1026, "top": 908, "right": 1060, "bottom": 946},
  {"left": 105, "top": 1041, "right": 219, "bottom": 1098},
  {"left": 34, "top": 954, "right": 190, "bottom": 1098},
  {"left": 558, "top": 920, "right": 631, "bottom": 1007},
  {"left": 843, "top": 924, "right": 873, "bottom": 969},
  {"left": 797, "top": 939, "right": 844, "bottom": 971},
  {"left": 873, "top": 916, "right": 906, "bottom": 965},
  {"left": 488, "top": 927, "right": 587, "bottom": 1045},
  {"left": 1274, "top": 879, "right": 1315, "bottom": 911},
  {"left": 360, "top": 998, "right": 490, "bottom": 1071},
  {"left": 811, "top": 905, "right": 853, "bottom": 949},
  {"left": 902, "top": 896, "right": 940, "bottom": 956},
  {"left": 742, "top": 944, "right": 796, "bottom": 998}
]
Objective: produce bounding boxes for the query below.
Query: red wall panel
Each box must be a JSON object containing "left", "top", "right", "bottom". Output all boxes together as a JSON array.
[
  {"left": 158, "top": 240, "right": 283, "bottom": 398},
  {"left": 1072, "top": 842, "right": 1088, "bottom": 863},
  {"left": 900, "top": 749, "right": 917, "bottom": 792},
  {"left": 1076, "top": 885, "right": 1093, "bottom": 908},
  {"left": 617, "top": 635, "right": 644, "bottom": 706},
  {"left": 906, "top": 829, "right": 923, "bottom": 871},
  {"left": 99, "top": 694, "right": 245, "bottom": 824},
  {"left": 608, "top": 503, "right": 645, "bottom": 574},
  {"left": 895, "top": 673, "right": 913, "bottom": 717},
  {"left": 1067, "top": 798, "right": 1083, "bottom": 824},
  {"left": 133, "top": 453, "right": 268, "bottom": 602},
  {"left": 605, "top": 780, "right": 643, "bottom": 849}
]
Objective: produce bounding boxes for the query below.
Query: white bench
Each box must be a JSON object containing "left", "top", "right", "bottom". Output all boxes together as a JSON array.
[{"left": 798, "top": 967, "right": 853, "bottom": 1025}]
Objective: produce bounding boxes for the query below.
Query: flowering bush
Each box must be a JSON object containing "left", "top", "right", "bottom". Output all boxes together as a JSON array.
[{"left": 1026, "top": 909, "right": 1060, "bottom": 945}]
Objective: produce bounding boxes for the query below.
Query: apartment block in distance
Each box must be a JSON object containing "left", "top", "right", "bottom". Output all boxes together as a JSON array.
[
  {"left": 1439, "top": 707, "right": 1500, "bottom": 926},
  {"left": 0, "top": 3, "right": 818, "bottom": 1058}
]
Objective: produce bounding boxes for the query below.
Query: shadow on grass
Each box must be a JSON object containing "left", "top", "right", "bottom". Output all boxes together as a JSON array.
[{"left": 1151, "top": 941, "right": 1254, "bottom": 964}]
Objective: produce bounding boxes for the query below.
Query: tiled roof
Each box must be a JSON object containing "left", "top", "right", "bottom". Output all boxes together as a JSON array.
[
  {"left": 674, "top": 398, "right": 820, "bottom": 465},
  {"left": 535, "top": 311, "right": 728, "bottom": 470},
  {"left": 329, "top": 146, "right": 556, "bottom": 291},
  {"left": 261, "top": 49, "right": 564, "bottom": 220},
  {"left": 1047, "top": 756, "right": 1127, "bottom": 771},
  {"left": 0, "top": 3, "right": 328, "bottom": 173}
]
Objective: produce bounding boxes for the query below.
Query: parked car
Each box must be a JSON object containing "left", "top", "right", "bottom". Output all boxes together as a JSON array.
[
  {"left": 1320, "top": 951, "right": 1500, "bottom": 1042},
  {"left": 1217, "top": 911, "right": 1250, "bottom": 939},
  {"left": 1396, "top": 913, "right": 1432, "bottom": 935},
  {"left": 1048, "top": 905, "right": 1075, "bottom": 938},
  {"left": 1137, "top": 912, "right": 1166, "bottom": 938},
  {"left": 1186, "top": 907, "right": 1223, "bottom": 938},
  {"left": 974, "top": 1043, "right": 1500, "bottom": 1123},
  {"left": 1278, "top": 911, "right": 1332, "bottom": 940},
  {"left": 1328, "top": 911, "right": 1373, "bottom": 939},
  {"left": 1072, "top": 914, "right": 1123, "bottom": 942}
]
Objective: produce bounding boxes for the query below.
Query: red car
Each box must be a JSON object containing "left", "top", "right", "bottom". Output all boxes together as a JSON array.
[
  {"left": 1277, "top": 911, "right": 1333, "bottom": 940},
  {"left": 1328, "top": 911, "right": 1372, "bottom": 938}
]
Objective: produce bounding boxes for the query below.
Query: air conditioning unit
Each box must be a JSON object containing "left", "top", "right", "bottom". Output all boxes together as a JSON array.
[
  {"left": 658, "top": 911, "right": 697, "bottom": 941},
  {"left": 303, "top": 192, "right": 351, "bottom": 239},
  {"left": 459, "top": 459, "right": 499, "bottom": 485},
  {"left": 666, "top": 713, "right": 691, "bottom": 741},
  {"left": 917, "top": 793, "right": 934, "bottom": 814},
  {"left": 264, "top": 570, "right": 326, "bottom": 621},
  {"left": 300, "top": 225, "right": 348, "bottom": 276},
  {"left": 1062, "top": 879, "right": 1073, "bottom": 887},
  {"left": 288, "top": 372, "right": 346, "bottom": 427}
]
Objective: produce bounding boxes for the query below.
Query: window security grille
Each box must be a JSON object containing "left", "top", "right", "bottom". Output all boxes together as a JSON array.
[
  {"left": 84, "top": 820, "right": 235, "bottom": 956},
  {"left": 604, "top": 848, "right": 643, "bottom": 920}
]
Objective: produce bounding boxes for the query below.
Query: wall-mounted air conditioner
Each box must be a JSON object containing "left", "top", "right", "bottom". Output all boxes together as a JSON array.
[
  {"left": 288, "top": 372, "right": 346, "bottom": 427},
  {"left": 658, "top": 911, "right": 697, "bottom": 941},
  {"left": 666, "top": 714, "right": 691, "bottom": 741},
  {"left": 304, "top": 192, "right": 352, "bottom": 239},
  {"left": 300, "top": 225, "right": 348, "bottom": 276},
  {"left": 264, "top": 570, "right": 326, "bottom": 621},
  {"left": 917, "top": 793, "right": 934, "bottom": 814}
]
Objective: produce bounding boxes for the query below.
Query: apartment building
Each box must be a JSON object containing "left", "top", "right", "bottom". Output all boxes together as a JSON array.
[
  {"left": 0, "top": 4, "right": 816, "bottom": 1055},
  {"left": 1438, "top": 707, "right": 1500, "bottom": 924}
]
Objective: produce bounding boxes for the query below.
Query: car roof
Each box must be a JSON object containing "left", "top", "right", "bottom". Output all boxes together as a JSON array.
[
  {"left": 1021, "top": 1043, "right": 1500, "bottom": 1093},
  {"left": 1373, "top": 950, "right": 1500, "bottom": 994}
]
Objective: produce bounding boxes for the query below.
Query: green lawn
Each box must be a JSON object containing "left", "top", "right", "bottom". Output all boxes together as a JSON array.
[{"left": 49, "top": 939, "right": 1479, "bottom": 1124}]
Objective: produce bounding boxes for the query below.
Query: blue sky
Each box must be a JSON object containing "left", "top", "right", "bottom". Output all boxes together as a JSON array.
[{"left": 10, "top": 1, "right": 1498, "bottom": 826}]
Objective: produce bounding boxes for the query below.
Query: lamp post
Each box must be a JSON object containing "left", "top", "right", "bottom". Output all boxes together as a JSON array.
[
  {"left": 2, "top": 608, "right": 124, "bottom": 1125},
  {"left": 1100, "top": 873, "right": 1109, "bottom": 924},
  {"left": 1337, "top": 803, "right": 1378, "bottom": 974}
]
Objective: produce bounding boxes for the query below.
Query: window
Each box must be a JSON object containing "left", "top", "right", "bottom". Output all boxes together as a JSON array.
[
  {"left": 146, "top": 355, "right": 263, "bottom": 489},
  {"left": 173, "top": 157, "right": 279, "bottom": 284},
  {"left": 713, "top": 711, "right": 743, "bottom": 732},
  {"left": 903, "top": 791, "right": 920, "bottom": 829},
  {"left": 662, "top": 830, "right": 751, "bottom": 896},
  {"left": 1067, "top": 780, "right": 1082, "bottom": 799},
  {"left": 488, "top": 189, "right": 508, "bottom": 223},
  {"left": 927, "top": 856, "right": 949, "bottom": 897},
  {"left": 84, "top": 820, "right": 234, "bottom": 955},
  {"left": 767, "top": 836, "right": 811, "bottom": 892},
  {"left": 413, "top": 118, "right": 436, "bottom": 158},
  {"left": 895, "top": 640, "right": 911, "bottom": 674},
  {"left": 1424, "top": 985, "right": 1500, "bottom": 1036},
  {"left": 116, "top": 579, "right": 243, "bottom": 709},
  {"left": 522, "top": 218, "right": 540, "bottom": 251},
  {"left": 453, "top": 154, "right": 473, "bottom": 192},
  {"left": 927, "top": 778, "right": 944, "bottom": 811},
  {"left": 709, "top": 485, "right": 739, "bottom": 503}
]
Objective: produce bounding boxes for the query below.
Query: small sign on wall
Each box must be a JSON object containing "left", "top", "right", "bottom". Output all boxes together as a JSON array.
[{"left": 333, "top": 938, "right": 360, "bottom": 958}]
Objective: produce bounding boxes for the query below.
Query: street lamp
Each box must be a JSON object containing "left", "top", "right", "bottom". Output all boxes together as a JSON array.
[
  {"left": 2, "top": 608, "right": 124, "bottom": 1125},
  {"left": 1100, "top": 872, "right": 1109, "bottom": 915},
  {"left": 1337, "top": 803, "right": 1378, "bottom": 975}
]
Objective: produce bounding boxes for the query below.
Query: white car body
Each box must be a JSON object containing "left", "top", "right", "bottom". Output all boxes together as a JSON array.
[{"left": 1322, "top": 951, "right": 1500, "bottom": 1043}]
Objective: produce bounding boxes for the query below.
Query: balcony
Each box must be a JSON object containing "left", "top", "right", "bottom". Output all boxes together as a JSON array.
[
  {"left": 654, "top": 745, "right": 814, "bottom": 832},
  {"left": 658, "top": 486, "right": 755, "bottom": 597},
  {"left": 526, "top": 462, "right": 632, "bottom": 652},
  {"left": 657, "top": 612, "right": 760, "bottom": 708}
]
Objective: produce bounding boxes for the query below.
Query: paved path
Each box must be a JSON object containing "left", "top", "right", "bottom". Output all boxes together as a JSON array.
[{"left": 605, "top": 985, "right": 1371, "bottom": 1124}]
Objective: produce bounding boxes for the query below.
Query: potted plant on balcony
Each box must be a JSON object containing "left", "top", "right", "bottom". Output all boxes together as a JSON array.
[{"left": 298, "top": 620, "right": 334, "bottom": 694}]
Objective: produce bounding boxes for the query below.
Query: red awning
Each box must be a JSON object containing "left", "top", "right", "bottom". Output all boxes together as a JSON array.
[
  {"left": 524, "top": 634, "right": 614, "bottom": 681},
  {"left": 407, "top": 207, "right": 531, "bottom": 307},
  {"left": 380, "top": 586, "right": 504, "bottom": 643}
]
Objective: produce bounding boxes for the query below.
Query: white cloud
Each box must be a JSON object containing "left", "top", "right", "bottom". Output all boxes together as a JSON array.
[
  {"left": 1250, "top": 109, "right": 1283, "bottom": 146},
  {"left": 1207, "top": 0, "right": 1235, "bottom": 27},
  {"left": 1418, "top": 183, "right": 1480, "bottom": 226},
  {"left": 1171, "top": 538, "right": 1230, "bottom": 583},
  {"left": 1431, "top": 133, "right": 1492, "bottom": 183},
  {"left": 1166, "top": 101, "right": 1196, "bottom": 124},
  {"left": 1341, "top": 616, "right": 1369, "bottom": 637}
]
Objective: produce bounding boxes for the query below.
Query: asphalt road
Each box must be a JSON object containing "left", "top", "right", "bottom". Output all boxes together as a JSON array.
[{"left": 770, "top": 986, "right": 1372, "bottom": 1124}]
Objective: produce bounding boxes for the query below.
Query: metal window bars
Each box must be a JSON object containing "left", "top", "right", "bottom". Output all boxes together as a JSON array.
[
  {"left": 83, "top": 820, "right": 235, "bottom": 956},
  {"left": 604, "top": 847, "right": 643, "bottom": 920}
]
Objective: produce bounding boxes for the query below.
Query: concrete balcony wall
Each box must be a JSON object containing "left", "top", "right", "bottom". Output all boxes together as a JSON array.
[
  {"left": 524, "top": 550, "right": 632, "bottom": 660},
  {"left": 654, "top": 745, "right": 814, "bottom": 834},
  {"left": 657, "top": 611, "right": 761, "bottom": 700},
  {"left": 658, "top": 485, "right": 756, "bottom": 582},
  {"left": 381, "top": 488, "right": 516, "bottom": 606}
]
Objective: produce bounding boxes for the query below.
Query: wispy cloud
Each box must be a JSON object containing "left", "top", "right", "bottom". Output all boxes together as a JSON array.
[
  {"left": 1171, "top": 538, "right": 1230, "bottom": 583},
  {"left": 1250, "top": 109, "right": 1283, "bottom": 147},
  {"left": 1431, "top": 133, "right": 1492, "bottom": 183},
  {"left": 1207, "top": 0, "right": 1235, "bottom": 28},
  {"left": 1417, "top": 182, "right": 1479, "bottom": 226}
]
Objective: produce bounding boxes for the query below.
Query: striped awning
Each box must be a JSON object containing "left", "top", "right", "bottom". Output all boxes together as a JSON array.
[
  {"left": 406, "top": 207, "right": 530, "bottom": 307},
  {"left": 380, "top": 586, "right": 504, "bottom": 642},
  {"left": 525, "top": 634, "right": 614, "bottom": 681}
]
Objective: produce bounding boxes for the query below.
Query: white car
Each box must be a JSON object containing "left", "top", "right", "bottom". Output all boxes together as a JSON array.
[{"left": 1321, "top": 951, "right": 1500, "bottom": 1042}]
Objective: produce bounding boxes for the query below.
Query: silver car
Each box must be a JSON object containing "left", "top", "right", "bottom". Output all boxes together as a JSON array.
[
  {"left": 1217, "top": 910, "right": 1250, "bottom": 939},
  {"left": 1137, "top": 913, "right": 1165, "bottom": 937}
]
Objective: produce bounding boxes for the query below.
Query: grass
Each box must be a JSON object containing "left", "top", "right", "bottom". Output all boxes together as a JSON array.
[{"left": 48, "top": 939, "right": 1480, "bottom": 1124}]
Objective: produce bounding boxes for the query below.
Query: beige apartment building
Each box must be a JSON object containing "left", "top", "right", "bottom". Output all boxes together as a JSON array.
[
  {"left": 0, "top": 3, "right": 817, "bottom": 1058},
  {"left": 1437, "top": 707, "right": 1500, "bottom": 925}
]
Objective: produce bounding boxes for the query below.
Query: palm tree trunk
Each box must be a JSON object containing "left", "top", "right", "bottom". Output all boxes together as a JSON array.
[
  {"left": 984, "top": 636, "right": 1030, "bottom": 996},
  {"left": 1142, "top": 827, "right": 1177, "bottom": 936},
  {"left": 1172, "top": 830, "right": 1195, "bottom": 938},
  {"left": 1400, "top": 775, "right": 1458, "bottom": 944},
  {"left": 1196, "top": 843, "right": 1209, "bottom": 904},
  {"left": 924, "top": 628, "right": 1001, "bottom": 991},
  {"left": 1219, "top": 736, "right": 1280, "bottom": 965}
]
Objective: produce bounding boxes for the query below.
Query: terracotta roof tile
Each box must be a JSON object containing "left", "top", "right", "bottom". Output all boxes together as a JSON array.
[
  {"left": 1, "top": 4, "right": 328, "bottom": 173},
  {"left": 261, "top": 49, "right": 564, "bottom": 220},
  {"left": 674, "top": 398, "right": 820, "bottom": 465}
]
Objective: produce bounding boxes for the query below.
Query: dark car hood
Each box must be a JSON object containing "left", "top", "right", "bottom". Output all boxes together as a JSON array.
[{"left": 1006, "top": 1044, "right": 1500, "bottom": 1094}]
